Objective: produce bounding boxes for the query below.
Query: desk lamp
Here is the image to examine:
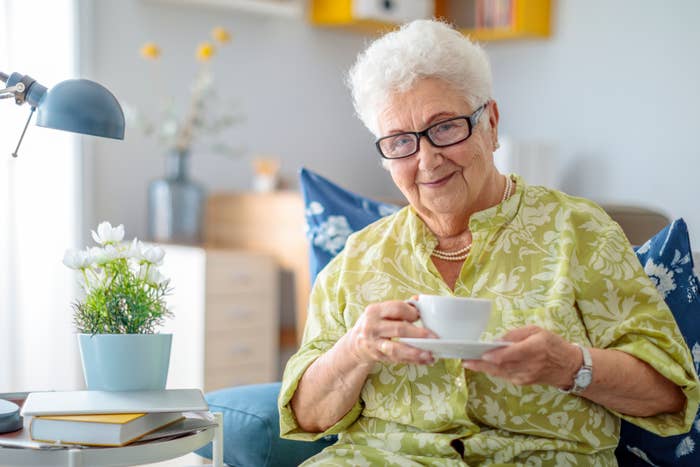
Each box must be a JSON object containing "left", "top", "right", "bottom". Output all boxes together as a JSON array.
[{"left": 0, "top": 70, "right": 125, "bottom": 157}]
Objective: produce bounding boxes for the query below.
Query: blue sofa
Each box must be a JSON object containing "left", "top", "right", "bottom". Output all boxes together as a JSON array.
[{"left": 195, "top": 383, "right": 333, "bottom": 466}]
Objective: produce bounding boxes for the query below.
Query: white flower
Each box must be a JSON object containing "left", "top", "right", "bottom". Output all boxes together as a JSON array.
[
  {"left": 91, "top": 221, "right": 125, "bottom": 245},
  {"left": 88, "top": 246, "right": 108, "bottom": 265},
  {"left": 142, "top": 246, "right": 165, "bottom": 265},
  {"left": 636, "top": 240, "right": 651, "bottom": 255},
  {"left": 313, "top": 215, "right": 352, "bottom": 255},
  {"left": 127, "top": 238, "right": 142, "bottom": 259},
  {"left": 63, "top": 249, "right": 90, "bottom": 270},
  {"left": 644, "top": 259, "right": 676, "bottom": 298},
  {"left": 138, "top": 265, "right": 169, "bottom": 286},
  {"left": 307, "top": 201, "right": 324, "bottom": 216},
  {"left": 675, "top": 435, "right": 695, "bottom": 457},
  {"left": 88, "top": 245, "right": 122, "bottom": 265}
]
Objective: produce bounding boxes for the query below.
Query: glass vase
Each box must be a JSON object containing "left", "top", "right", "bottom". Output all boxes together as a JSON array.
[{"left": 148, "top": 149, "right": 205, "bottom": 244}]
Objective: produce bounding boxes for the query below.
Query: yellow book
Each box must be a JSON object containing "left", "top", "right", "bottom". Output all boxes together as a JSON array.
[{"left": 30, "top": 411, "right": 183, "bottom": 446}]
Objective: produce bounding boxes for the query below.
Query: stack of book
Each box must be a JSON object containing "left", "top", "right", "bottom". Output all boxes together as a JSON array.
[{"left": 20, "top": 389, "right": 208, "bottom": 447}]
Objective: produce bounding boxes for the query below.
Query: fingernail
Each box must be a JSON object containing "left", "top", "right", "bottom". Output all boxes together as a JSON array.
[
  {"left": 481, "top": 353, "right": 493, "bottom": 362},
  {"left": 462, "top": 361, "right": 474, "bottom": 369},
  {"left": 420, "top": 351, "right": 431, "bottom": 360}
]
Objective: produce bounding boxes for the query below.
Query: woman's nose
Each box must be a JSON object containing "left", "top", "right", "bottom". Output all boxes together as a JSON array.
[{"left": 416, "top": 139, "right": 444, "bottom": 171}]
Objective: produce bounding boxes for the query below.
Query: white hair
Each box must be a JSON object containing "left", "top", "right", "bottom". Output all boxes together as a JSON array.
[{"left": 347, "top": 19, "right": 493, "bottom": 137}]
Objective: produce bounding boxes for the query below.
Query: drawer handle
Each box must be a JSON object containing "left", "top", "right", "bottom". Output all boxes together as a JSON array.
[{"left": 226, "top": 307, "right": 253, "bottom": 319}]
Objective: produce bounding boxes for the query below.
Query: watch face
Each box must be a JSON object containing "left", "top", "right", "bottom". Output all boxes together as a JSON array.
[{"left": 575, "top": 369, "right": 593, "bottom": 388}]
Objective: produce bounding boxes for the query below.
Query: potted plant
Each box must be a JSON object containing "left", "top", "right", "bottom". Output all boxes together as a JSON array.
[{"left": 63, "top": 221, "right": 173, "bottom": 391}]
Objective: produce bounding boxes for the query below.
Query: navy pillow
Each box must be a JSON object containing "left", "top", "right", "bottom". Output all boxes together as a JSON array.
[
  {"left": 299, "top": 168, "right": 399, "bottom": 283},
  {"left": 616, "top": 218, "right": 700, "bottom": 466}
]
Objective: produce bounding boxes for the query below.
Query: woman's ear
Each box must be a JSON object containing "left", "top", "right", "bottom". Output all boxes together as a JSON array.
[{"left": 488, "top": 100, "right": 500, "bottom": 149}]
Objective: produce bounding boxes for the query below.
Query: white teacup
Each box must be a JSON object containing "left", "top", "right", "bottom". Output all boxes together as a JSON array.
[{"left": 406, "top": 295, "right": 492, "bottom": 341}]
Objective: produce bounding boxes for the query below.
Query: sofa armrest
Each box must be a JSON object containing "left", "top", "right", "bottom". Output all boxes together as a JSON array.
[{"left": 195, "top": 382, "right": 333, "bottom": 467}]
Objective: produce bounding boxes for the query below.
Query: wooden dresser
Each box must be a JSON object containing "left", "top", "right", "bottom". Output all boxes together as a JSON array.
[
  {"left": 205, "top": 191, "right": 309, "bottom": 344},
  {"left": 160, "top": 245, "right": 280, "bottom": 392}
]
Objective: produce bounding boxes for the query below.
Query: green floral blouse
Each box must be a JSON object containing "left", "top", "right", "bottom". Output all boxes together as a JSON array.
[{"left": 279, "top": 176, "right": 699, "bottom": 466}]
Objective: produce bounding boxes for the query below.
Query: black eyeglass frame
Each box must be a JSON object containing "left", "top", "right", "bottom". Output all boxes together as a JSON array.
[{"left": 375, "top": 102, "right": 489, "bottom": 160}]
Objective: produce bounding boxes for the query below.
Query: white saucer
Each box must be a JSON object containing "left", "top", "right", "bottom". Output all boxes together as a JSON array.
[{"left": 397, "top": 338, "right": 511, "bottom": 359}]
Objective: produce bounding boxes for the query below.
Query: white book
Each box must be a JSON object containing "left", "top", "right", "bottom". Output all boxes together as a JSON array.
[
  {"left": 30, "top": 412, "right": 184, "bottom": 446},
  {"left": 21, "top": 389, "right": 207, "bottom": 417}
]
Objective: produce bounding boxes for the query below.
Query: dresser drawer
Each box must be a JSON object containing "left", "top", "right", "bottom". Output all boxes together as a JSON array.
[
  {"left": 205, "top": 362, "right": 278, "bottom": 391},
  {"left": 206, "top": 250, "right": 277, "bottom": 296},
  {"left": 205, "top": 327, "right": 277, "bottom": 369},
  {"left": 205, "top": 295, "right": 276, "bottom": 331}
]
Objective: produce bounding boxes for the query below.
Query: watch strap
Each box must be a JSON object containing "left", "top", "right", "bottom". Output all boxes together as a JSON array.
[{"left": 560, "top": 343, "right": 593, "bottom": 394}]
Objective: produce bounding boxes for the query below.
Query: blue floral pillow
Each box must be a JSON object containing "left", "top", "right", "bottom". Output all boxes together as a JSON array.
[
  {"left": 299, "top": 169, "right": 700, "bottom": 464},
  {"left": 616, "top": 218, "right": 700, "bottom": 466},
  {"left": 299, "top": 168, "right": 399, "bottom": 283}
]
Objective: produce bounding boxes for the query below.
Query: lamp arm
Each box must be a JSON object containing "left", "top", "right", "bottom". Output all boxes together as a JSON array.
[{"left": 0, "top": 82, "right": 27, "bottom": 98}]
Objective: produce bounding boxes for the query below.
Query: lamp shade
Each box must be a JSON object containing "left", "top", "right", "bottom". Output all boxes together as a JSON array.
[{"left": 36, "top": 79, "right": 125, "bottom": 140}]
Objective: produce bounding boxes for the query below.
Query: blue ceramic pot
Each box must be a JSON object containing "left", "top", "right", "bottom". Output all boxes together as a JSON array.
[{"left": 77, "top": 334, "right": 172, "bottom": 391}]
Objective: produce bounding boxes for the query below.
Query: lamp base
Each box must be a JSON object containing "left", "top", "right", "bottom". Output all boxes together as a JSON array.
[{"left": 0, "top": 399, "right": 23, "bottom": 434}]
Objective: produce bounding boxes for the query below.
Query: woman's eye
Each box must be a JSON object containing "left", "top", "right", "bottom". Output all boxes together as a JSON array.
[
  {"left": 392, "top": 135, "right": 414, "bottom": 148},
  {"left": 435, "top": 122, "right": 457, "bottom": 133}
]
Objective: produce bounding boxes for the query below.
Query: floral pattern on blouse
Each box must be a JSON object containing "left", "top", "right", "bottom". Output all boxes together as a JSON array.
[{"left": 279, "top": 175, "right": 700, "bottom": 466}]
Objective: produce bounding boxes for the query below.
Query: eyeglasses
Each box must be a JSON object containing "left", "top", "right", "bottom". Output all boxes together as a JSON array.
[{"left": 375, "top": 103, "right": 488, "bottom": 160}]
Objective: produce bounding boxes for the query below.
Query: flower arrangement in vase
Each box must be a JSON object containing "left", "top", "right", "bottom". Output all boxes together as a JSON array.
[
  {"left": 128, "top": 26, "right": 243, "bottom": 244},
  {"left": 63, "top": 221, "right": 174, "bottom": 391},
  {"left": 132, "top": 26, "right": 241, "bottom": 155}
]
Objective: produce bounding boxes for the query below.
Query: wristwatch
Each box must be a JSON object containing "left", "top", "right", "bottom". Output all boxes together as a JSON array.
[{"left": 560, "top": 343, "right": 593, "bottom": 395}]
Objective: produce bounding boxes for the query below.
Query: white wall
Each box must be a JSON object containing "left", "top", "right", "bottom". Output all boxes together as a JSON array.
[
  {"left": 85, "top": 0, "right": 392, "bottom": 241},
  {"left": 486, "top": 0, "right": 700, "bottom": 247},
  {"left": 87, "top": 0, "right": 700, "bottom": 248}
]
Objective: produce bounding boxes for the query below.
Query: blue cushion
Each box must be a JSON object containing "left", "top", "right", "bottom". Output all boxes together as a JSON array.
[
  {"left": 195, "top": 383, "right": 333, "bottom": 467},
  {"left": 616, "top": 218, "right": 700, "bottom": 465},
  {"left": 299, "top": 167, "right": 399, "bottom": 283}
]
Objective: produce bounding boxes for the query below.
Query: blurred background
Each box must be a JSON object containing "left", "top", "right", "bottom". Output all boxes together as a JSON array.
[{"left": 1, "top": 0, "right": 698, "bottom": 393}]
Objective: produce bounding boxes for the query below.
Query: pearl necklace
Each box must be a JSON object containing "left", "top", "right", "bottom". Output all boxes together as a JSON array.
[{"left": 431, "top": 176, "right": 513, "bottom": 262}]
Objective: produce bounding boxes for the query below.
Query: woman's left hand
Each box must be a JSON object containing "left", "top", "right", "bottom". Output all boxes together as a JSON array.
[{"left": 462, "top": 325, "right": 582, "bottom": 388}]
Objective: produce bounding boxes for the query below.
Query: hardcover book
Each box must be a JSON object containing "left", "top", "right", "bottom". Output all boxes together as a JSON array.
[
  {"left": 21, "top": 389, "right": 207, "bottom": 416},
  {"left": 30, "top": 412, "right": 184, "bottom": 446}
]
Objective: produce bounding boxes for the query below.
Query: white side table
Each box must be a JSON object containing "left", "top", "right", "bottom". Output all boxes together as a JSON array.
[{"left": 0, "top": 413, "right": 223, "bottom": 467}]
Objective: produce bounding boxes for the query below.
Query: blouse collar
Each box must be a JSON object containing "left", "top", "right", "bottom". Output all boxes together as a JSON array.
[{"left": 406, "top": 174, "right": 525, "bottom": 251}]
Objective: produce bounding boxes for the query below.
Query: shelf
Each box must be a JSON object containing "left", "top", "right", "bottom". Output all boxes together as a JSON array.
[
  {"left": 437, "top": 0, "right": 551, "bottom": 41},
  {"left": 310, "top": 0, "right": 434, "bottom": 34},
  {"left": 310, "top": 0, "right": 551, "bottom": 41},
  {"left": 147, "top": 0, "right": 305, "bottom": 18}
]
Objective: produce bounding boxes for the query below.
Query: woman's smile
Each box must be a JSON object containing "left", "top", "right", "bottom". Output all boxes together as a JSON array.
[{"left": 419, "top": 171, "right": 457, "bottom": 188}]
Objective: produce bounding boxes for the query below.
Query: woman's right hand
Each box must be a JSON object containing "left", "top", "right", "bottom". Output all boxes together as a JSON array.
[{"left": 346, "top": 300, "right": 437, "bottom": 366}]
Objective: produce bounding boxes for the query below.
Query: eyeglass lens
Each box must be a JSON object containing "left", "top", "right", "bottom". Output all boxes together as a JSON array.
[{"left": 378, "top": 117, "right": 471, "bottom": 159}]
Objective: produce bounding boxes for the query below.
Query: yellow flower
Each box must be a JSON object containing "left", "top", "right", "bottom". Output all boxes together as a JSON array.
[
  {"left": 140, "top": 42, "right": 161, "bottom": 60},
  {"left": 212, "top": 27, "right": 231, "bottom": 43},
  {"left": 196, "top": 42, "right": 216, "bottom": 62}
]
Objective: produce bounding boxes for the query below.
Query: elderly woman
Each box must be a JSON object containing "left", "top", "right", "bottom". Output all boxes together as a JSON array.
[{"left": 279, "top": 20, "right": 699, "bottom": 465}]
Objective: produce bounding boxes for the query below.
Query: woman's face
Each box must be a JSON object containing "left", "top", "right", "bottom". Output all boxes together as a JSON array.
[{"left": 378, "top": 78, "right": 501, "bottom": 228}]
